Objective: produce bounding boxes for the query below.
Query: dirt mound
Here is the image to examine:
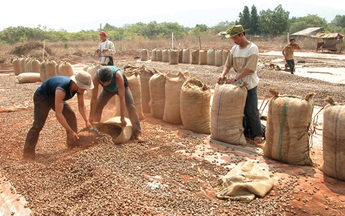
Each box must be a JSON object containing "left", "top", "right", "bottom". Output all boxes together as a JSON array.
[{"left": 10, "top": 41, "right": 53, "bottom": 58}]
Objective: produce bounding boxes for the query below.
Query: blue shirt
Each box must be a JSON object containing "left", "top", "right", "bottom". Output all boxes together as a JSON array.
[{"left": 36, "top": 76, "right": 77, "bottom": 101}]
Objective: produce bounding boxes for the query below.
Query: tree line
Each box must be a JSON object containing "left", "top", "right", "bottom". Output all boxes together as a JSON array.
[{"left": 0, "top": 4, "right": 344, "bottom": 44}]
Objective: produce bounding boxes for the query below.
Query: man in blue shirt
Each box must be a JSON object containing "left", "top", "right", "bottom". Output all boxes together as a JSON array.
[{"left": 23, "top": 71, "right": 94, "bottom": 160}]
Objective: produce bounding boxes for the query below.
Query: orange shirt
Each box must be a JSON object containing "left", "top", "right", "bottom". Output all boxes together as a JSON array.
[{"left": 283, "top": 44, "right": 300, "bottom": 60}]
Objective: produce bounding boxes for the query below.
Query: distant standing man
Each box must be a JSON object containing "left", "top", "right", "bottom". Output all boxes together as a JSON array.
[
  {"left": 218, "top": 24, "right": 264, "bottom": 145},
  {"left": 282, "top": 38, "right": 301, "bottom": 74},
  {"left": 23, "top": 71, "right": 94, "bottom": 160},
  {"left": 97, "top": 31, "right": 115, "bottom": 66},
  {"left": 89, "top": 65, "right": 144, "bottom": 143}
]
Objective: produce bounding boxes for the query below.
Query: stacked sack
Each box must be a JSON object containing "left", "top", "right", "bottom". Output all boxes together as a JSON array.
[
  {"left": 263, "top": 89, "right": 314, "bottom": 166},
  {"left": 322, "top": 97, "right": 345, "bottom": 181}
]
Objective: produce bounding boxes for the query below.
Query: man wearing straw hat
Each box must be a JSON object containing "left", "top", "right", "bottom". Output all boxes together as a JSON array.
[
  {"left": 218, "top": 24, "right": 264, "bottom": 145},
  {"left": 23, "top": 71, "right": 94, "bottom": 160}
]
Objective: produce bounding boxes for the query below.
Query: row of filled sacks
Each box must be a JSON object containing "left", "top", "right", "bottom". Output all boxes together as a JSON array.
[
  {"left": 138, "top": 69, "right": 345, "bottom": 182},
  {"left": 143, "top": 48, "right": 230, "bottom": 66},
  {"left": 85, "top": 64, "right": 345, "bottom": 181},
  {"left": 14, "top": 58, "right": 74, "bottom": 83},
  {"left": 264, "top": 90, "right": 345, "bottom": 181}
]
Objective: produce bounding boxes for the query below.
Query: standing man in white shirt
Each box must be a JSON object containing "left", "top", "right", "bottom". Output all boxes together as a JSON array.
[
  {"left": 96, "top": 31, "right": 115, "bottom": 66},
  {"left": 218, "top": 24, "right": 264, "bottom": 145}
]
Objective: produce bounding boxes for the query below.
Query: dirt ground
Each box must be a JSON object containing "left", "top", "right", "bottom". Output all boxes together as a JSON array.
[{"left": 1, "top": 50, "right": 345, "bottom": 215}]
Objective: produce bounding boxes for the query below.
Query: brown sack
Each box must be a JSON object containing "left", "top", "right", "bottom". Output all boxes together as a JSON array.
[
  {"left": 263, "top": 90, "right": 314, "bottom": 166},
  {"left": 115, "top": 72, "right": 145, "bottom": 120},
  {"left": 322, "top": 97, "right": 345, "bottom": 181},
  {"left": 17, "top": 72, "right": 41, "bottom": 83},
  {"left": 12, "top": 58, "right": 21, "bottom": 75},
  {"left": 139, "top": 66, "right": 153, "bottom": 113},
  {"left": 58, "top": 61, "right": 74, "bottom": 77},
  {"left": 92, "top": 117, "right": 133, "bottom": 144},
  {"left": 45, "top": 60, "right": 57, "bottom": 79},
  {"left": 39, "top": 59, "right": 47, "bottom": 82},
  {"left": 163, "top": 72, "right": 187, "bottom": 125},
  {"left": 180, "top": 78, "right": 211, "bottom": 134},
  {"left": 149, "top": 72, "right": 166, "bottom": 119},
  {"left": 211, "top": 83, "right": 247, "bottom": 145}
]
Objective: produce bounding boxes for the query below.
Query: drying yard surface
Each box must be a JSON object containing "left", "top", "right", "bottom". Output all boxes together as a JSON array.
[{"left": 1, "top": 50, "right": 345, "bottom": 215}]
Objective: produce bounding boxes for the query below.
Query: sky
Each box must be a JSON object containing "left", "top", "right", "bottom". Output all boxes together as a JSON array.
[{"left": 1, "top": 0, "right": 344, "bottom": 32}]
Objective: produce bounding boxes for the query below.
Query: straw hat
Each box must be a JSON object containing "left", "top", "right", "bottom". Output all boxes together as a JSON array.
[
  {"left": 70, "top": 71, "right": 94, "bottom": 90},
  {"left": 225, "top": 25, "right": 249, "bottom": 38}
]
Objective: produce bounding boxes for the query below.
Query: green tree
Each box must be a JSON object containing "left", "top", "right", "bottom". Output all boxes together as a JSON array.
[
  {"left": 0, "top": 26, "right": 47, "bottom": 44},
  {"left": 191, "top": 24, "right": 208, "bottom": 36},
  {"left": 250, "top": 5, "right": 259, "bottom": 35},
  {"left": 289, "top": 14, "right": 327, "bottom": 33},
  {"left": 332, "top": 15, "right": 345, "bottom": 28},
  {"left": 258, "top": 4, "right": 289, "bottom": 36},
  {"left": 238, "top": 6, "right": 251, "bottom": 29},
  {"left": 160, "top": 22, "right": 187, "bottom": 39}
]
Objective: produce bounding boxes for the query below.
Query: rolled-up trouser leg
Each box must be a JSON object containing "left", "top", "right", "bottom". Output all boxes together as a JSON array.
[
  {"left": 24, "top": 94, "right": 52, "bottom": 157},
  {"left": 125, "top": 87, "right": 141, "bottom": 137}
]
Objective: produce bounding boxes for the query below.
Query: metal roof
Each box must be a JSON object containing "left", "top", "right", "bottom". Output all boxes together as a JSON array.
[
  {"left": 313, "top": 32, "right": 344, "bottom": 39},
  {"left": 291, "top": 27, "right": 322, "bottom": 36}
]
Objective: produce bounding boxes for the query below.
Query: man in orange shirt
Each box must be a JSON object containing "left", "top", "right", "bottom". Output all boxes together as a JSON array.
[{"left": 282, "top": 38, "right": 301, "bottom": 74}]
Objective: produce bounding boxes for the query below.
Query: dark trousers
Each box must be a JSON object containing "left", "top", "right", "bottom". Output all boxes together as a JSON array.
[
  {"left": 24, "top": 93, "right": 77, "bottom": 155},
  {"left": 243, "top": 86, "right": 263, "bottom": 139},
  {"left": 93, "top": 87, "right": 141, "bottom": 137},
  {"left": 286, "top": 59, "right": 295, "bottom": 74}
]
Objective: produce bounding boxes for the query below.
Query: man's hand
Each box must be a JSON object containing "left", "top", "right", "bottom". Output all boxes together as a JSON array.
[
  {"left": 120, "top": 117, "right": 127, "bottom": 127},
  {"left": 217, "top": 75, "right": 226, "bottom": 84},
  {"left": 225, "top": 77, "right": 236, "bottom": 84},
  {"left": 67, "top": 131, "right": 79, "bottom": 142},
  {"left": 85, "top": 121, "right": 92, "bottom": 128}
]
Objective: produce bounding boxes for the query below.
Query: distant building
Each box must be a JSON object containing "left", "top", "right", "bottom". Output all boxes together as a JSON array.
[
  {"left": 313, "top": 32, "right": 344, "bottom": 53},
  {"left": 290, "top": 27, "right": 323, "bottom": 39}
]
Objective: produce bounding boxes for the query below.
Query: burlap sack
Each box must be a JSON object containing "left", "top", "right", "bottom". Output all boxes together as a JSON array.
[
  {"left": 139, "top": 66, "right": 153, "bottom": 113},
  {"left": 211, "top": 83, "right": 247, "bottom": 145},
  {"left": 17, "top": 72, "right": 41, "bottom": 83},
  {"left": 39, "top": 60, "right": 47, "bottom": 82},
  {"left": 216, "top": 160, "right": 274, "bottom": 201},
  {"left": 149, "top": 72, "right": 166, "bottom": 119},
  {"left": 92, "top": 117, "right": 132, "bottom": 144},
  {"left": 45, "top": 60, "right": 57, "bottom": 79},
  {"left": 322, "top": 97, "right": 345, "bottom": 181},
  {"left": 163, "top": 72, "right": 187, "bottom": 125},
  {"left": 180, "top": 78, "right": 211, "bottom": 134},
  {"left": 58, "top": 61, "right": 74, "bottom": 77},
  {"left": 115, "top": 72, "right": 145, "bottom": 120},
  {"left": 12, "top": 58, "right": 21, "bottom": 75},
  {"left": 263, "top": 89, "right": 314, "bottom": 166}
]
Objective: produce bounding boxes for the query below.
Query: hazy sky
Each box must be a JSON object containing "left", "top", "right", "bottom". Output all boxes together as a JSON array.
[{"left": 1, "top": 0, "right": 344, "bottom": 32}]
